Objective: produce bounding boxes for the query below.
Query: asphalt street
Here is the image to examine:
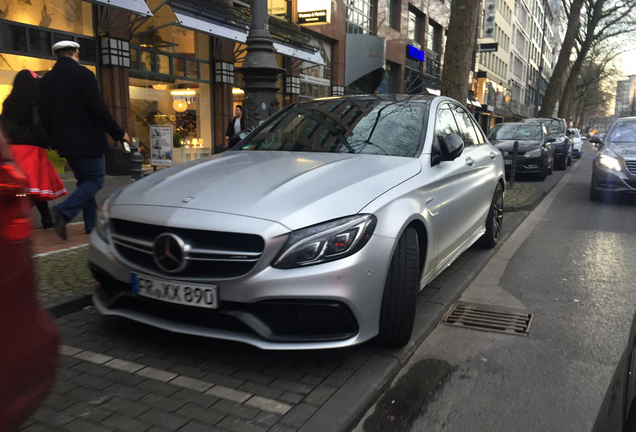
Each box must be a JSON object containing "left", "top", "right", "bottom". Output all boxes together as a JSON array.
[{"left": 353, "top": 141, "right": 636, "bottom": 431}]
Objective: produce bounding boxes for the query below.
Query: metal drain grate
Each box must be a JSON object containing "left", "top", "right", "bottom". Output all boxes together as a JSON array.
[{"left": 442, "top": 302, "right": 533, "bottom": 336}]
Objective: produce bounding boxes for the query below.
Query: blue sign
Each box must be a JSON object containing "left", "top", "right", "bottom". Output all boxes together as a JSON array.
[{"left": 407, "top": 45, "right": 426, "bottom": 62}]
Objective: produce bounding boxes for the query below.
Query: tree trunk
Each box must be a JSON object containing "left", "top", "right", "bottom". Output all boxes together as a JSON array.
[
  {"left": 440, "top": 0, "right": 481, "bottom": 105},
  {"left": 538, "top": 0, "right": 584, "bottom": 117},
  {"left": 558, "top": 0, "right": 607, "bottom": 121}
]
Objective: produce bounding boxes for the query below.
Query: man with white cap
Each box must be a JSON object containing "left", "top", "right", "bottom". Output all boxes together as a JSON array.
[{"left": 39, "top": 40, "right": 130, "bottom": 240}]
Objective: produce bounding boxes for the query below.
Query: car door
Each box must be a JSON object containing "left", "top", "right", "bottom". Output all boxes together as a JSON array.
[{"left": 426, "top": 102, "right": 496, "bottom": 270}]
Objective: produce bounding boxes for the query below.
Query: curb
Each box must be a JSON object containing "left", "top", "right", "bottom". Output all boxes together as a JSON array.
[
  {"left": 43, "top": 289, "right": 93, "bottom": 318},
  {"left": 503, "top": 188, "right": 547, "bottom": 212}
]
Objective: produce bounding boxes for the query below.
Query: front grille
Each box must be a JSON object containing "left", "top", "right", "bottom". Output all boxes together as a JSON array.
[
  {"left": 625, "top": 160, "right": 636, "bottom": 175},
  {"left": 110, "top": 219, "right": 265, "bottom": 279}
]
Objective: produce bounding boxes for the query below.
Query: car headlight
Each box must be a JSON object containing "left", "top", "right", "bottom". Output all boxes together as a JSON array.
[
  {"left": 96, "top": 187, "right": 125, "bottom": 242},
  {"left": 599, "top": 154, "right": 622, "bottom": 172},
  {"left": 524, "top": 148, "right": 543, "bottom": 158},
  {"left": 273, "top": 214, "right": 377, "bottom": 269}
]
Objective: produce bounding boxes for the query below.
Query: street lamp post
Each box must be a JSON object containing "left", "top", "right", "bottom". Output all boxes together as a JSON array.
[{"left": 237, "top": 0, "right": 284, "bottom": 130}]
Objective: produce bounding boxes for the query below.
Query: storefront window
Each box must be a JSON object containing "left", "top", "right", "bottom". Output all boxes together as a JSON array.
[
  {"left": 129, "top": 5, "right": 213, "bottom": 165},
  {"left": 299, "top": 40, "right": 331, "bottom": 100},
  {"left": 1, "top": 0, "right": 93, "bottom": 36}
]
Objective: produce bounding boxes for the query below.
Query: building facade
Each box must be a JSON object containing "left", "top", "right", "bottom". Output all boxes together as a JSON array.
[
  {"left": 474, "top": 0, "right": 514, "bottom": 133},
  {"left": 614, "top": 75, "right": 636, "bottom": 117},
  {"left": 0, "top": 0, "right": 450, "bottom": 171}
]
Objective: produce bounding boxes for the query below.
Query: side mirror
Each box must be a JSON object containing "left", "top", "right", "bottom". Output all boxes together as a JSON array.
[
  {"left": 438, "top": 133, "right": 464, "bottom": 161},
  {"left": 228, "top": 129, "right": 252, "bottom": 148},
  {"left": 546, "top": 137, "right": 556, "bottom": 143}
]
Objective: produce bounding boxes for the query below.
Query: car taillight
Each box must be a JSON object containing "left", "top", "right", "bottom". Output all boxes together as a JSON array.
[{"left": 0, "top": 163, "right": 33, "bottom": 241}]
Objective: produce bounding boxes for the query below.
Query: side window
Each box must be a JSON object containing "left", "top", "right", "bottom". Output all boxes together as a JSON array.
[
  {"left": 451, "top": 104, "right": 481, "bottom": 146},
  {"left": 435, "top": 103, "right": 460, "bottom": 137}
]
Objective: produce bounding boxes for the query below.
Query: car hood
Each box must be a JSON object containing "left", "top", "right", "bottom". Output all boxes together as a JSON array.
[
  {"left": 491, "top": 139, "right": 543, "bottom": 152},
  {"left": 114, "top": 151, "right": 422, "bottom": 229},
  {"left": 607, "top": 143, "right": 636, "bottom": 160}
]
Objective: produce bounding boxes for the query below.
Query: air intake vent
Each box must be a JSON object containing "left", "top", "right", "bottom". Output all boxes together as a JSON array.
[{"left": 442, "top": 302, "right": 533, "bottom": 336}]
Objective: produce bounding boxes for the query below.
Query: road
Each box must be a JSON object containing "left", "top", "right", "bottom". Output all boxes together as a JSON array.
[{"left": 352, "top": 141, "right": 636, "bottom": 431}]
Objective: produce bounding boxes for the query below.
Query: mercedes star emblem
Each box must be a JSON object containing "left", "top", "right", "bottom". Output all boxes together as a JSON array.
[{"left": 152, "top": 233, "right": 188, "bottom": 273}]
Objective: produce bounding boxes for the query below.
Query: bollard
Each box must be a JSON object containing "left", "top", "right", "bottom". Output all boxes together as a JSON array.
[
  {"left": 130, "top": 150, "right": 143, "bottom": 181},
  {"left": 509, "top": 140, "right": 519, "bottom": 188}
]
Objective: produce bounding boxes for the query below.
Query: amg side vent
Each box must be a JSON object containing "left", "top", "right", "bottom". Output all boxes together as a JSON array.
[{"left": 442, "top": 302, "right": 533, "bottom": 336}]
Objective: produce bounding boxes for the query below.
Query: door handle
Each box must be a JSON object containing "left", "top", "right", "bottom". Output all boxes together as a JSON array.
[
  {"left": 490, "top": 152, "right": 497, "bottom": 159},
  {"left": 465, "top": 157, "right": 475, "bottom": 166}
]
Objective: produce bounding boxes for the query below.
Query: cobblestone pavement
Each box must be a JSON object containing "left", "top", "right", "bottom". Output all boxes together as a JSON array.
[{"left": 36, "top": 245, "right": 93, "bottom": 301}]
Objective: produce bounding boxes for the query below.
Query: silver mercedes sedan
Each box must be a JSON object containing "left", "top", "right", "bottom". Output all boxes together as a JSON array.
[{"left": 89, "top": 95, "right": 505, "bottom": 350}]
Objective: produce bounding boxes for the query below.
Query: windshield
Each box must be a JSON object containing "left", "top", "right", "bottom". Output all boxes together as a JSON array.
[
  {"left": 606, "top": 121, "right": 636, "bottom": 146},
  {"left": 235, "top": 98, "right": 426, "bottom": 157},
  {"left": 489, "top": 125, "right": 542, "bottom": 140}
]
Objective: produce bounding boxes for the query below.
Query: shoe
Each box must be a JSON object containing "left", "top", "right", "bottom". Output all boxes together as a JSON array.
[
  {"left": 41, "top": 214, "right": 54, "bottom": 230},
  {"left": 51, "top": 206, "right": 68, "bottom": 241},
  {"left": 35, "top": 200, "right": 54, "bottom": 229}
]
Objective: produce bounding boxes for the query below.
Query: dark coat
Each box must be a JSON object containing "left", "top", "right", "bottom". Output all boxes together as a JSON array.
[
  {"left": 38, "top": 57, "right": 125, "bottom": 157},
  {"left": 0, "top": 104, "right": 52, "bottom": 149},
  {"left": 225, "top": 116, "right": 246, "bottom": 139}
]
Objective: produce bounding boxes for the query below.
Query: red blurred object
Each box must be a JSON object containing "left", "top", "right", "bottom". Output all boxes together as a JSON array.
[{"left": 0, "top": 130, "right": 59, "bottom": 431}]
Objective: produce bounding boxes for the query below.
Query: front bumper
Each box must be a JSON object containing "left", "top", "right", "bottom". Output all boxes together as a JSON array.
[
  {"left": 88, "top": 226, "right": 395, "bottom": 350},
  {"left": 591, "top": 162, "right": 636, "bottom": 195},
  {"left": 503, "top": 156, "right": 543, "bottom": 174}
]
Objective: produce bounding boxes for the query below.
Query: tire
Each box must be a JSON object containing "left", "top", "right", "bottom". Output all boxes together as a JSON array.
[
  {"left": 478, "top": 183, "right": 504, "bottom": 249},
  {"left": 377, "top": 227, "right": 419, "bottom": 347},
  {"left": 536, "top": 158, "right": 549, "bottom": 181}
]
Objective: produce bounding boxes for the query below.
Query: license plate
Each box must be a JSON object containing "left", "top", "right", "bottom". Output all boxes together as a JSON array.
[
  {"left": 504, "top": 159, "right": 512, "bottom": 165},
  {"left": 131, "top": 273, "right": 218, "bottom": 309}
]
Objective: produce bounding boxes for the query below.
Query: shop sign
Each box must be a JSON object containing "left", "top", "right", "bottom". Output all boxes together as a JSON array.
[
  {"left": 298, "top": 0, "right": 330, "bottom": 25},
  {"left": 480, "top": 42, "right": 499, "bottom": 52},
  {"left": 150, "top": 125, "right": 173, "bottom": 167},
  {"left": 268, "top": 0, "right": 287, "bottom": 18},
  {"left": 407, "top": 45, "right": 426, "bottom": 62}
]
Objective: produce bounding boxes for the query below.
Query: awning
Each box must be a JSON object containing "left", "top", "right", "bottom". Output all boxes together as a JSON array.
[
  {"left": 174, "top": 12, "right": 247, "bottom": 43},
  {"left": 345, "top": 34, "right": 385, "bottom": 86},
  {"left": 84, "top": 0, "right": 152, "bottom": 16},
  {"left": 468, "top": 95, "right": 482, "bottom": 107},
  {"left": 170, "top": 1, "right": 324, "bottom": 64}
]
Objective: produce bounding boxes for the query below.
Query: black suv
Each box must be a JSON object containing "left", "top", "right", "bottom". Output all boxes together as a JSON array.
[{"left": 523, "top": 117, "right": 572, "bottom": 170}]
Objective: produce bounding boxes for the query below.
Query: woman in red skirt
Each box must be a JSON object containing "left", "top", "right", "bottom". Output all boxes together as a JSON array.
[{"left": 0, "top": 69, "right": 67, "bottom": 229}]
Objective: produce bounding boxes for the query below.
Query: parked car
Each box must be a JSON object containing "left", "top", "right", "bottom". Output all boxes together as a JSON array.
[
  {"left": 488, "top": 122, "right": 555, "bottom": 181},
  {"left": 590, "top": 307, "right": 636, "bottom": 432},
  {"left": 0, "top": 131, "right": 58, "bottom": 431},
  {"left": 88, "top": 95, "right": 505, "bottom": 350},
  {"left": 589, "top": 117, "right": 636, "bottom": 202},
  {"left": 523, "top": 117, "right": 573, "bottom": 170},
  {"left": 591, "top": 132, "right": 606, "bottom": 150},
  {"left": 568, "top": 127, "right": 583, "bottom": 158}
]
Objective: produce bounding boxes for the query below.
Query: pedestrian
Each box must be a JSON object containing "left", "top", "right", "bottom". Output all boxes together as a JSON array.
[
  {"left": 0, "top": 69, "right": 67, "bottom": 229},
  {"left": 38, "top": 40, "right": 130, "bottom": 240},
  {"left": 224, "top": 105, "right": 246, "bottom": 147}
]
